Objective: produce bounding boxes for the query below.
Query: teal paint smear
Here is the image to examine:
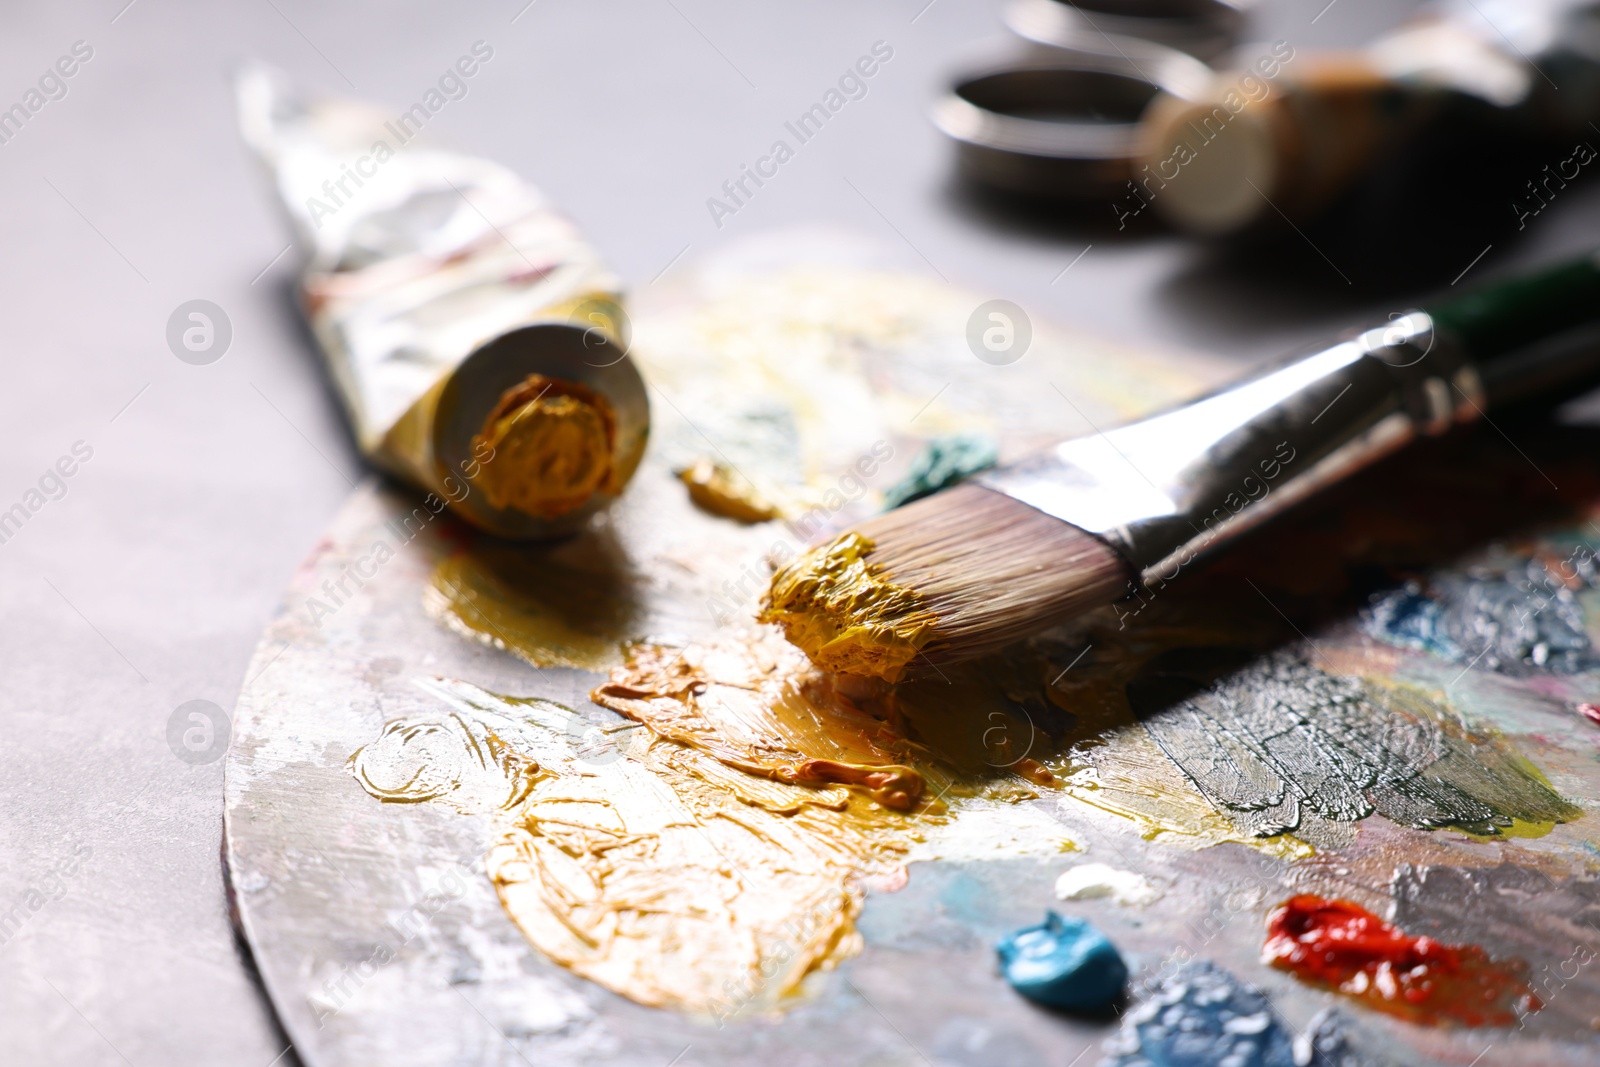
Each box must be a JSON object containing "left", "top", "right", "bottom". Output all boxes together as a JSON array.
[{"left": 882, "top": 433, "right": 998, "bottom": 509}]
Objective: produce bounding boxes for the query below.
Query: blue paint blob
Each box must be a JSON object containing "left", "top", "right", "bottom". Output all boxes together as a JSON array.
[
  {"left": 1363, "top": 581, "right": 1458, "bottom": 659},
  {"left": 1101, "top": 961, "right": 1388, "bottom": 1067},
  {"left": 995, "top": 911, "right": 1127, "bottom": 1011},
  {"left": 1101, "top": 960, "right": 1292, "bottom": 1067},
  {"left": 882, "top": 433, "right": 999, "bottom": 509}
]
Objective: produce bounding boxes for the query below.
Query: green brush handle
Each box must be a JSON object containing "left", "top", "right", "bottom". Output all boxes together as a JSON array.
[
  {"left": 981, "top": 249, "right": 1600, "bottom": 578},
  {"left": 1425, "top": 250, "right": 1600, "bottom": 406}
]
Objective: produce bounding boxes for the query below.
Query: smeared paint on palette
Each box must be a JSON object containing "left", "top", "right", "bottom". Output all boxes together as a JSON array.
[
  {"left": 1391, "top": 864, "right": 1600, "bottom": 1038},
  {"left": 1135, "top": 650, "right": 1576, "bottom": 839},
  {"left": 350, "top": 677, "right": 924, "bottom": 1015},
  {"left": 226, "top": 235, "right": 1600, "bottom": 1067},
  {"left": 882, "top": 433, "right": 999, "bottom": 509},
  {"left": 1364, "top": 543, "right": 1600, "bottom": 674}
]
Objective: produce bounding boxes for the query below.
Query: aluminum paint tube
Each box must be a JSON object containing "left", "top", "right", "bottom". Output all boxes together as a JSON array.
[{"left": 237, "top": 65, "right": 648, "bottom": 539}]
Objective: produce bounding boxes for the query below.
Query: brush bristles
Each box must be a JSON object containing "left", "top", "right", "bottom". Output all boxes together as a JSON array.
[{"left": 856, "top": 483, "right": 1133, "bottom": 668}]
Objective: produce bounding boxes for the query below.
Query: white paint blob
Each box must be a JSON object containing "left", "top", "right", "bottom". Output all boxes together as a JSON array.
[{"left": 1053, "top": 863, "right": 1161, "bottom": 907}]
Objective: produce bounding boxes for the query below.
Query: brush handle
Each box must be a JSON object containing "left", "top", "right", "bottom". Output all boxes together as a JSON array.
[
  {"left": 1427, "top": 249, "right": 1600, "bottom": 407},
  {"left": 979, "top": 250, "right": 1600, "bottom": 586},
  {"left": 1428, "top": 251, "right": 1600, "bottom": 362}
]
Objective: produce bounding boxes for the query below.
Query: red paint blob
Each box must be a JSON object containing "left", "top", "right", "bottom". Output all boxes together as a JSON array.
[
  {"left": 1575, "top": 703, "right": 1600, "bottom": 727},
  {"left": 1264, "top": 895, "right": 1539, "bottom": 1027}
]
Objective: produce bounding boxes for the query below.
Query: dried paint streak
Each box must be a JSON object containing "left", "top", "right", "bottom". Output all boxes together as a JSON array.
[
  {"left": 351, "top": 708, "right": 542, "bottom": 813},
  {"left": 349, "top": 665, "right": 1078, "bottom": 1018},
  {"left": 1131, "top": 650, "right": 1579, "bottom": 839},
  {"left": 1102, "top": 960, "right": 1384, "bottom": 1067},
  {"left": 1391, "top": 864, "right": 1600, "bottom": 1038},
  {"left": 1363, "top": 546, "right": 1599, "bottom": 674},
  {"left": 1265, "top": 895, "right": 1539, "bottom": 1027}
]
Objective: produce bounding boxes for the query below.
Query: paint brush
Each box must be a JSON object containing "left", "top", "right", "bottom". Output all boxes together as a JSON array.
[{"left": 760, "top": 250, "right": 1600, "bottom": 682}]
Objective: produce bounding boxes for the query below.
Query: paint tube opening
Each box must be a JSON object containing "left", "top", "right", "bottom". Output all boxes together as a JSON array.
[{"left": 425, "top": 321, "right": 650, "bottom": 539}]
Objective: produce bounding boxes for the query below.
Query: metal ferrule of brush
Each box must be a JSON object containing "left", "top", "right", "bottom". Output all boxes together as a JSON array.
[{"left": 977, "top": 313, "right": 1483, "bottom": 590}]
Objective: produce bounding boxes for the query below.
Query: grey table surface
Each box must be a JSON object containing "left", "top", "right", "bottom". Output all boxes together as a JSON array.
[{"left": 4, "top": 0, "right": 1599, "bottom": 1064}]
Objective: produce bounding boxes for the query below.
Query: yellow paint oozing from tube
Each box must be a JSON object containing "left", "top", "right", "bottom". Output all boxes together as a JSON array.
[
  {"left": 759, "top": 532, "right": 935, "bottom": 683},
  {"left": 471, "top": 374, "right": 619, "bottom": 519}
]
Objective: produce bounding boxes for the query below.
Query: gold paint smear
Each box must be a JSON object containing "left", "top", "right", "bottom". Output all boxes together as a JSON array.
[
  {"left": 593, "top": 639, "right": 927, "bottom": 811},
  {"left": 471, "top": 374, "right": 619, "bottom": 519},
  {"left": 759, "top": 532, "right": 935, "bottom": 683},
  {"left": 677, "top": 457, "right": 783, "bottom": 524},
  {"left": 487, "top": 740, "right": 897, "bottom": 1016},
  {"left": 349, "top": 679, "right": 911, "bottom": 1016},
  {"left": 349, "top": 656, "right": 1081, "bottom": 1018},
  {"left": 592, "top": 634, "right": 1075, "bottom": 811},
  {"left": 423, "top": 542, "right": 643, "bottom": 673}
]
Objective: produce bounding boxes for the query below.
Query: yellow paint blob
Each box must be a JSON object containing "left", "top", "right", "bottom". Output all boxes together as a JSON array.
[
  {"left": 677, "top": 457, "right": 783, "bottom": 523},
  {"left": 471, "top": 374, "right": 619, "bottom": 519},
  {"left": 759, "top": 532, "right": 935, "bottom": 683}
]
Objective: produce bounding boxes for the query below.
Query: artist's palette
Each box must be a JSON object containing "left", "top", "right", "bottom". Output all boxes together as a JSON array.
[{"left": 226, "top": 235, "right": 1600, "bottom": 1066}]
